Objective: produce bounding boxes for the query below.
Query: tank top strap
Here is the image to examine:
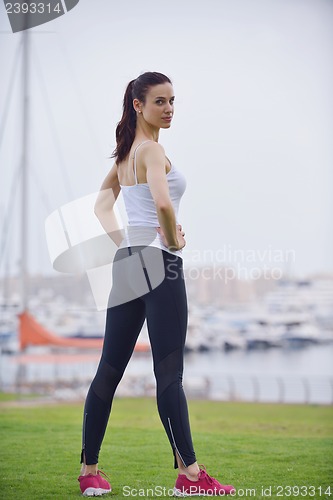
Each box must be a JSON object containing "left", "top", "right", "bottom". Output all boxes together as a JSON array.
[{"left": 133, "top": 140, "right": 153, "bottom": 184}]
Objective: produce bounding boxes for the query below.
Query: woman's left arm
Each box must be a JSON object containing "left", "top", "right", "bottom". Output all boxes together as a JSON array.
[{"left": 94, "top": 163, "right": 124, "bottom": 247}]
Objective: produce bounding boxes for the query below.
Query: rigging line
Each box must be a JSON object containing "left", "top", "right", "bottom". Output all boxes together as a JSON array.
[
  {"left": 0, "top": 162, "right": 22, "bottom": 271},
  {"left": 54, "top": 31, "right": 105, "bottom": 166},
  {"left": 30, "top": 36, "right": 75, "bottom": 202},
  {"left": 30, "top": 163, "right": 53, "bottom": 214},
  {"left": 0, "top": 38, "right": 23, "bottom": 160}
]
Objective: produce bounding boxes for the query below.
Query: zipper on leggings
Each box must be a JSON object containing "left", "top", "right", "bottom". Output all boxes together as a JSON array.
[{"left": 168, "top": 417, "right": 186, "bottom": 467}]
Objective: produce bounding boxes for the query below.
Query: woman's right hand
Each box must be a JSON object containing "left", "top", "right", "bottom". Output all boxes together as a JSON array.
[{"left": 175, "top": 224, "right": 186, "bottom": 250}]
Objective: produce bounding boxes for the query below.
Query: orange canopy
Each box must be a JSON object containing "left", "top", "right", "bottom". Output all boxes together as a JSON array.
[{"left": 18, "top": 310, "right": 149, "bottom": 352}]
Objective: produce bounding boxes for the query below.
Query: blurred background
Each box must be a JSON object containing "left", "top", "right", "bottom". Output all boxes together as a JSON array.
[{"left": 0, "top": 0, "right": 332, "bottom": 405}]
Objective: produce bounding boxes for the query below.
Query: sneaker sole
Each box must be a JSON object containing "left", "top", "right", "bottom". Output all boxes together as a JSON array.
[{"left": 82, "top": 487, "right": 111, "bottom": 497}]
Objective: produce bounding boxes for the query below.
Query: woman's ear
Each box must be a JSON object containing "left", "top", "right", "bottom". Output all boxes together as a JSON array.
[{"left": 133, "top": 98, "right": 142, "bottom": 114}]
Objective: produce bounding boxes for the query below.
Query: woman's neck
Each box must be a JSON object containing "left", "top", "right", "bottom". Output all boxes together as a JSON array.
[{"left": 135, "top": 120, "right": 159, "bottom": 142}]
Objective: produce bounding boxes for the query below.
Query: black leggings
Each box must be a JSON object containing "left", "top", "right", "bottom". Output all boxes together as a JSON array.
[{"left": 81, "top": 246, "right": 196, "bottom": 468}]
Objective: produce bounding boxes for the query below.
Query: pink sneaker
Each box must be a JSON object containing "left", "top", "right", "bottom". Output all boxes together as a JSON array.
[
  {"left": 78, "top": 470, "right": 111, "bottom": 497},
  {"left": 174, "top": 465, "right": 235, "bottom": 496}
]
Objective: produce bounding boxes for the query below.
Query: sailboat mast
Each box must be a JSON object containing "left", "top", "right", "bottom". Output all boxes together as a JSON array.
[{"left": 20, "top": 28, "right": 29, "bottom": 311}]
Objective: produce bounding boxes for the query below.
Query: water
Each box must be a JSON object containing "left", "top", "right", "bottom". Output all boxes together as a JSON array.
[
  {"left": 125, "top": 344, "right": 333, "bottom": 404},
  {"left": 1, "top": 344, "right": 332, "bottom": 404}
]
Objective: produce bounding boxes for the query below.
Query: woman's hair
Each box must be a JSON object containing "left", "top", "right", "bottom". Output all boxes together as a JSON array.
[{"left": 112, "top": 72, "right": 172, "bottom": 163}]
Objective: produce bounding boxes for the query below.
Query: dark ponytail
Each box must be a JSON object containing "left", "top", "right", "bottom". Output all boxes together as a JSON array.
[
  {"left": 112, "top": 80, "right": 137, "bottom": 164},
  {"left": 112, "top": 72, "right": 172, "bottom": 163}
]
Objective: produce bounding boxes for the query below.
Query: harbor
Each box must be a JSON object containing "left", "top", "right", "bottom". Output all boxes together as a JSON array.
[
  {"left": 1, "top": 344, "right": 332, "bottom": 405},
  {"left": 1, "top": 273, "right": 332, "bottom": 405}
]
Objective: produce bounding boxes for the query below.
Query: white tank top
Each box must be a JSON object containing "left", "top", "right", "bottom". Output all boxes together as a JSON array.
[{"left": 119, "top": 141, "right": 187, "bottom": 258}]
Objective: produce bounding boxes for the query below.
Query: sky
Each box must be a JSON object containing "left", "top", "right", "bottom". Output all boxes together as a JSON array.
[{"left": 0, "top": 0, "right": 332, "bottom": 280}]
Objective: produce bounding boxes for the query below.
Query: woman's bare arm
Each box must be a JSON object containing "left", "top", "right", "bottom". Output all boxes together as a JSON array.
[
  {"left": 94, "top": 163, "right": 124, "bottom": 247},
  {"left": 142, "top": 142, "right": 185, "bottom": 251}
]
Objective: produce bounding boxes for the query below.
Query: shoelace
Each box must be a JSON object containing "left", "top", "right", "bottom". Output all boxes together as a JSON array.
[
  {"left": 198, "top": 465, "right": 221, "bottom": 488},
  {"left": 97, "top": 470, "right": 110, "bottom": 481}
]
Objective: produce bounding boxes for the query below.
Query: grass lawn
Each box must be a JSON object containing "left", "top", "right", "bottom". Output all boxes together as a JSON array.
[{"left": 0, "top": 397, "right": 332, "bottom": 499}]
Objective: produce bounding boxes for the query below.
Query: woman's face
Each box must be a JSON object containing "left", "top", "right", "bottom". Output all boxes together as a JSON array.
[{"left": 136, "top": 82, "right": 175, "bottom": 129}]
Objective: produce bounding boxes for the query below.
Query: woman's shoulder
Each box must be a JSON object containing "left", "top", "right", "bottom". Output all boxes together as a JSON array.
[
  {"left": 135, "top": 140, "right": 165, "bottom": 155},
  {"left": 137, "top": 140, "right": 166, "bottom": 165}
]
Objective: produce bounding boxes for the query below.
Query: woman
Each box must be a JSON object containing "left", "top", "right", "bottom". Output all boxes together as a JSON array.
[{"left": 78, "top": 72, "right": 235, "bottom": 497}]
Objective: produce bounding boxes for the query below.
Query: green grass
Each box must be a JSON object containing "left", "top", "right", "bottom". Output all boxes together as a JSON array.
[
  {"left": 0, "top": 397, "right": 332, "bottom": 499},
  {"left": 0, "top": 392, "right": 42, "bottom": 402}
]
